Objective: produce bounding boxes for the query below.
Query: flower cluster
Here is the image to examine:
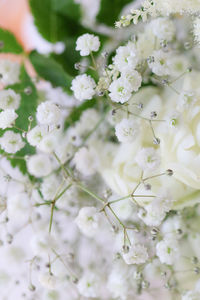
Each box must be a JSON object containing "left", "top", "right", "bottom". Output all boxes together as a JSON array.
[{"left": 1, "top": 2, "right": 200, "bottom": 300}]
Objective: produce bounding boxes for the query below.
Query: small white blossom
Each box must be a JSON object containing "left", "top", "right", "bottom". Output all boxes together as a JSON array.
[
  {"left": 73, "top": 147, "right": 98, "bottom": 176},
  {"left": 39, "top": 273, "right": 58, "bottom": 290},
  {"left": 0, "top": 60, "right": 20, "bottom": 85},
  {"left": 115, "top": 118, "right": 139, "bottom": 143},
  {"left": 109, "top": 78, "right": 133, "bottom": 103},
  {"left": 121, "top": 70, "right": 142, "bottom": 92},
  {"left": 135, "top": 147, "right": 160, "bottom": 171},
  {"left": 182, "top": 290, "right": 200, "bottom": 300},
  {"left": 150, "top": 17, "right": 175, "bottom": 41},
  {"left": 122, "top": 244, "right": 149, "bottom": 265},
  {"left": 193, "top": 17, "right": 200, "bottom": 45},
  {"left": 178, "top": 91, "right": 197, "bottom": 110},
  {"left": 76, "top": 33, "right": 100, "bottom": 56},
  {"left": 41, "top": 174, "right": 60, "bottom": 200},
  {"left": 75, "top": 207, "right": 100, "bottom": 237},
  {"left": 0, "top": 109, "right": 18, "bottom": 129},
  {"left": 148, "top": 50, "right": 171, "bottom": 76},
  {"left": 71, "top": 74, "right": 96, "bottom": 101},
  {"left": 77, "top": 272, "right": 100, "bottom": 298},
  {"left": 0, "top": 131, "right": 25, "bottom": 153},
  {"left": 156, "top": 238, "right": 178, "bottom": 265},
  {"left": 0, "top": 89, "right": 21, "bottom": 110},
  {"left": 36, "top": 101, "right": 61, "bottom": 125},
  {"left": 37, "top": 133, "right": 58, "bottom": 153},
  {"left": 27, "top": 154, "right": 53, "bottom": 177},
  {"left": 27, "top": 125, "right": 47, "bottom": 146},
  {"left": 113, "top": 42, "right": 139, "bottom": 72}
]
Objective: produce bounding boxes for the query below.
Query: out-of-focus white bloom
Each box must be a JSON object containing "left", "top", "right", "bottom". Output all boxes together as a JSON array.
[
  {"left": 0, "top": 60, "right": 20, "bottom": 85},
  {"left": 27, "top": 125, "right": 47, "bottom": 146},
  {"left": 178, "top": 91, "right": 197, "bottom": 111},
  {"left": 75, "top": 207, "right": 100, "bottom": 237},
  {"left": 182, "top": 290, "right": 200, "bottom": 300},
  {"left": 109, "top": 78, "right": 133, "bottom": 103},
  {"left": 39, "top": 273, "right": 58, "bottom": 290},
  {"left": 135, "top": 147, "right": 160, "bottom": 171},
  {"left": 36, "top": 102, "right": 61, "bottom": 125},
  {"left": 31, "top": 233, "right": 57, "bottom": 255},
  {"left": 121, "top": 70, "right": 142, "bottom": 92},
  {"left": 193, "top": 17, "right": 200, "bottom": 45},
  {"left": 138, "top": 191, "right": 174, "bottom": 227},
  {"left": 148, "top": 50, "right": 171, "bottom": 76},
  {"left": 156, "top": 238, "right": 178, "bottom": 265},
  {"left": 122, "top": 244, "right": 149, "bottom": 265},
  {"left": 150, "top": 17, "right": 175, "bottom": 41},
  {"left": 161, "top": 216, "right": 184, "bottom": 239},
  {"left": 113, "top": 42, "right": 139, "bottom": 72},
  {"left": 0, "top": 131, "right": 25, "bottom": 153},
  {"left": 107, "top": 268, "right": 129, "bottom": 299},
  {"left": 7, "top": 192, "right": 30, "bottom": 225},
  {"left": 0, "top": 89, "right": 21, "bottom": 110},
  {"left": 76, "top": 34, "right": 100, "bottom": 56},
  {"left": 0, "top": 110, "right": 18, "bottom": 129},
  {"left": 71, "top": 74, "right": 96, "bottom": 101},
  {"left": 27, "top": 154, "right": 53, "bottom": 177},
  {"left": 37, "top": 132, "right": 58, "bottom": 153},
  {"left": 115, "top": 118, "right": 139, "bottom": 143},
  {"left": 77, "top": 271, "right": 100, "bottom": 298},
  {"left": 73, "top": 147, "right": 98, "bottom": 176},
  {"left": 41, "top": 174, "right": 60, "bottom": 200}
]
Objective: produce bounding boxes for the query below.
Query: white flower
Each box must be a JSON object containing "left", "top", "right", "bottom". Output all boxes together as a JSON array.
[
  {"left": 135, "top": 147, "right": 160, "bottom": 171},
  {"left": 138, "top": 191, "right": 174, "bottom": 227},
  {"left": 0, "top": 89, "right": 21, "bottom": 110},
  {"left": 178, "top": 91, "right": 197, "bottom": 111},
  {"left": 41, "top": 174, "right": 60, "bottom": 200},
  {"left": 73, "top": 147, "right": 98, "bottom": 176},
  {"left": 0, "top": 131, "right": 25, "bottom": 153},
  {"left": 39, "top": 272, "right": 58, "bottom": 290},
  {"left": 107, "top": 268, "right": 129, "bottom": 299},
  {"left": 156, "top": 238, "right": 178, "bottom": 265},
  {"left": 193, "top": 17, "right": 200, "bottom": 45},
  {"left": 27, "top": 125, "right": 47, "bottom": 146},
  {"left": 71, "top": 74, "right": 96, "bottom": 101},
  {"left": 0, "top": 60, "right": 20, "bottom": 85},
  {"left": 75, "top": 207, "right": 100, "bottom": 237},
  {"left": 27, "top": 154, "right": 53, "bottom": 177},
  {"left": 115, "top": 118, "right": 139, "bottom": 143},
  {"left": 182, "top": 291, "right": 200, "bottom": 300},
  {"left": 76, "top": 33, "right": 100, "bottom": 56},
  {"left": 36, "top": 101, "right": 61, "bottom": 125},
  {"left": 0, "top": 110, "right": 18, "bottom": 129},
  {"left": 113, "top": 42, "right": 139, "bottom": 72},
  {"left": 7, "top": 192, "right": 30, "bottom": 226},
  {"left": 148, "top": 50, "right": 171, "bottom": 76},
  {"left": 121, "top": 70, "right": 142, "bottom": 92},
  {"left": 77, "top": 271, "right": 100, "bottom": 298},
  {"left": 122, "top": 244, "right": 149, "bottom": 265},
  {"left": 37, "top": 133, "right": 58, "bottom": 153},
  {"left": 150, "top": 17, "right": 175, "bottom": 41},
  {"left": 109, "top": 78, "right": 133, "bottom": 103}
]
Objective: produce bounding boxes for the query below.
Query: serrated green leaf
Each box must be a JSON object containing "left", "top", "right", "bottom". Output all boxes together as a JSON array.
[
  {"left": 97, "top": 0, "right": 133, "bottom": 26},
  {"left": 51, "top": 0, "right": 81, "bottom": 21},
  {"left": 0, "top": 28, "right": 23, "bottom": 54},
  {"left": 64, "top": 99, "right": 98, "bottom": 130},
  {"left": 29, "top": 50, "right": 73, "bottom": 91},
  {"left": 3, "top": 66, "right": 38, "bottom": 174}
]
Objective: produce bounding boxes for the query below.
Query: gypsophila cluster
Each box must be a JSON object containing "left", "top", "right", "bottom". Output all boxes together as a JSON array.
[{"left": 2, "top": 1, "right": 200, "bottom": 300}]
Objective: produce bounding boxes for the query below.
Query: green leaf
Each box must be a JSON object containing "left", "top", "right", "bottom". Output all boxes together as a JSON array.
[
  {"left": 5, "top": 66, "right": 38, "bottom": 174},
  {"left": 29, "top": 50, "right": 73, "bottom": 91},
  {"left": 51, "top": 38, "right": 81, "bottom": 77},
  {"left": 0, "top": 28, "right": 23, "bottom": 54},
  {"left": 97, "top": 0, "right": 133, "bottom": 26},
  {"left": 64, "top": 99, "right": 98, "bottom": 130},
  {"left": 51, "top": 0, "right": 81, "bottom": 21}
]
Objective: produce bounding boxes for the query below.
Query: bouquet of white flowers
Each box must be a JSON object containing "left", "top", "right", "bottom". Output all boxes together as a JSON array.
[{"left": 1, "top": 0, "right": 200, "bottom": 299}]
